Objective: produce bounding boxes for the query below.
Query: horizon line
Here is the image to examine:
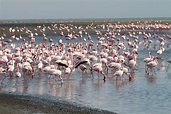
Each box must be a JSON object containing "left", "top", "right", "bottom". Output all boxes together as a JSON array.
[{"left": 1, "top": 17, "right": 171, "bottom": 21}]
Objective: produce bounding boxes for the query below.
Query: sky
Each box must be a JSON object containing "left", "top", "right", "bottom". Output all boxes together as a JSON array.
[{"left": 0, "top": 0, "right": 171, "bottom": 19}]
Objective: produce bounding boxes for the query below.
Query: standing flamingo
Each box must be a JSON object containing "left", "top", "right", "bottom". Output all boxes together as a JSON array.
[
  {"left": 114, "top": 67, "right": 123, "bottom": 80},
  {"left": 91, "top": 63, "right": 107, "bottom": 81},
  {"left": 143, "top": 52, "right": 153, "bottom": 73},
  {"left": 16, "top": 68, "right": 21, "bottom": 77},
  {"left": 47, "top": 68, "right": 63, "bottom": 84},
  {"left": 146, "top": 57, "right": 159, "bottom": 75}
]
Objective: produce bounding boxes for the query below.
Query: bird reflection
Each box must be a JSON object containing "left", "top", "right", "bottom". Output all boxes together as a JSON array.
[
  {"left": 145, "top": 74, "right": 157, "bottom": 84},
  {"left": 157, "top": 60, "right": 166, "bottom": 71}
]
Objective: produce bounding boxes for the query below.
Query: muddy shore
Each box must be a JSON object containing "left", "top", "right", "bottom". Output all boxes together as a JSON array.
[{"left": 0, "top": 92, "right": 116, "bottom": 114}]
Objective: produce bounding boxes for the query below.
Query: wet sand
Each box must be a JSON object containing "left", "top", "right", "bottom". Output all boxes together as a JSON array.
[{"left": 0, "top": 92, "right": 116, "bottom": 114}]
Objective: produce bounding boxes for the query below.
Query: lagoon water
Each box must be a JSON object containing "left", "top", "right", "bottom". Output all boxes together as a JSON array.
[{"left": 0, "top": 22, "right": 171, "bottom": 114}]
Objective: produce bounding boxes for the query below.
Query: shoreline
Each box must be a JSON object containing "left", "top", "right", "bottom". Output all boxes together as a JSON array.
[
  {"left": 1, "top": 21, "right": 171, "bottom": 28},
  {"left": 0, "top": 21, "right": 171, "bottom": 37},
  {"left": 0, "top": 92, "right": 116, "bottom": 114}
]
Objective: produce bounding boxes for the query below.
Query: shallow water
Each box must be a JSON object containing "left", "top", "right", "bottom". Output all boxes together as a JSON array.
[{"left": 1, "top": 34, "right": 171, "bottom": 114}]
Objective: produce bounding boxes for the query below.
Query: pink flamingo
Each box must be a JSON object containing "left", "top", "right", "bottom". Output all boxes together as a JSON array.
[
  {"left": 143, "top": 52, "right": 153, "bottom": 73},
  {"left": 44, "top": 67, "right": 63, "bottom": 84},
  {"left": 16, "top": 67, "right": 21, "bottom": 77},
  {"left": 91, "top": 63, "right": 107, "bottom": 81},
  {"left": 146, "top": 57, "right": 159, "bottom": 75}
]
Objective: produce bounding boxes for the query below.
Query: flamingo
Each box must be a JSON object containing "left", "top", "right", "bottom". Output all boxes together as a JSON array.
[
  {"left": 22, "top": 61, "right": 33, "bottom": 76},
  {"left": 0, "top": 58, "right": 8, "bottom": 67},
  {"left": 78, "top": 64, "right": 87, "bottom": 73},
  {"left": 43, "top": 66, "right": 51, "bottom": 74},
  {"left": 99, "top": 58, "right": 108, "bottom": 71},
  {"left": 16, "top": 69, "right": 21, "bottom": 77},
  {"left": 1, "top": 21, "right": 171, "bottom": 86},
  {"left": 56, "top": 61, "right": 68, "bottom": 68},
  {"left": 91, "top": 63, "right": 107, "bottom": 81},
  {"left": 108, "top": 62, "right": 122, "bottom": 73},
  {"left": 7, "top": 58, "right": 15, "bottom": 76},
  {"left": 47, "top": 69, "right": 63, "bottom": 84},
  {"left": 37, "top": 60, "right": 43, "bottom": 72},
  {"left": 7, "top": 64, "right": 15, "bottom": 76},
  {"left": 143, "top": 52, "right": 153, "bottom": 73},
  {"left": 114, "top": 68, "right": 124, "bottom": 81},
  {"left": 157, "top": 46, "right": 165, "bottom": 59},
  {"left": 65, "top": 67, "right": 72, "bottom": 75},
  {"left": 127, "top": 58, "right": 137, "bottom": 72},
  {"left": 122, "top": 67, "right": 130, "bottom": 79},
  {"left": 74, "top": 59, "right": 90, "bottom": 68},
  {"left": 146, "top": 57, "right": 159, "bottom": 75}
]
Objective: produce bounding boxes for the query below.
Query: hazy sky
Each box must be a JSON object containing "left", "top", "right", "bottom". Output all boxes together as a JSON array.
[{"left": 0, "top": 0, "right": 171, "bottom": 19}]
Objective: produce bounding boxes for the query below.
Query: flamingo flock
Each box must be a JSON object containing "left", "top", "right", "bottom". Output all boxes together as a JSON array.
[{"left": 0, "top": 21, "right": 171, "bottom": 84}]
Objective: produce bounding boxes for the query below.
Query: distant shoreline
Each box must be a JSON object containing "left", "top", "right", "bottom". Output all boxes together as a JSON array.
[
  {"left": 0, "top": 92, "right": 116, "bottom": 114},
  {"left": 0, "top": 20, "right": 171, "bottom": 37},
  {"left": 0, "top": 17, "right": 171, "bottom": 23},
  {"left": 1, "top": 20, "right": 171, "bottom": 26}
]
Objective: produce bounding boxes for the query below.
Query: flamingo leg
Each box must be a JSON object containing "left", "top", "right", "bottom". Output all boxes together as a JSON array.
[
  {"left": 10, "top": 71, "right": 13, "bottom": 77},
  {"left": 90, "top": 67, "right": 94, "bottom": 79},
  {"left": 48, "top": 75, "right": 51, "bottom": 79},
  {"left": 128, "top": 73, "right": 132, "bottom": 81},
  {"left": 145, "top": 64, "right": 147, "bottom": 73},
  {"left": 147, "top": 66, "right": 150, "bottom": 73},
  {"left": 0, "top": 75, "right": 6, "bottom": 84},
  {"left": 146, "top": 66, "right": 150, "bottom": 75},
  {"left": 153, "top": 68, "right": 156, "bottom": 74},
  {"left": 59, "top": 75, "right": 63, "bottom": 84},
  {"left": 101, "top": 71, "right": 106, "bottom": 81},
  {"left": 150, "top": 68, "right": 153, "bottom": 75},
  {"left": 116, "top": 76, "right": 118, "bottom": 81},
  {"left": 166, "top": 64, "right": 170, "bottom": 71}
]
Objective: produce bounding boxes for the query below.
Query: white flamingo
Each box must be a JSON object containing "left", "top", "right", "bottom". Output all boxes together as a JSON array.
[
  {"left": 114, "top": 68, "right": 124, "bottom": 81},
  {"left": 48, "top": 69, "right": 63, "bottom": 84},
  {"left": 146, "top": 57, "right": 159, "bottom": 75},
  {"left": 37, "top": 61, "right": 43, "bottom": 72}
]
